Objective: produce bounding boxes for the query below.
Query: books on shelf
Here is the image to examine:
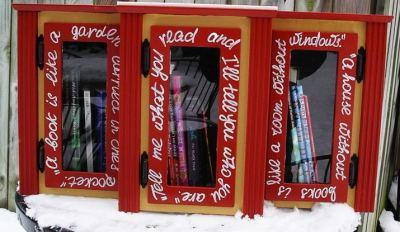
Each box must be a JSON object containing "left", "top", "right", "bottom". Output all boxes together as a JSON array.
[
  {"left": 171, "top": 75, "right": 189, "bottom": 185},
  {"left": 288, "top": 83, "right": 318, "bottom": 184},
  {"left": 94, "top": 90, "right": 106, "bottom": 173},
  {"left": 84, "top": 90, "right": 94, "bottom": 172},
  {"left": 167, "top": 74, "right": 216, "bottom": 187}
]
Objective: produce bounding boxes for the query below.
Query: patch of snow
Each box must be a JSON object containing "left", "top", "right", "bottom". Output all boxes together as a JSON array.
[
  {"left": 389, "top": 177, "right": 398, "bottom": 210},
  {"left": 379, "top": 209, "right": 400, "bottom": 232},
  {"left": 0, "top": 208, "right": 25, "bottom": 232},
  {"left": 25, "top": 194, "right": 360, "bottom": 232}
]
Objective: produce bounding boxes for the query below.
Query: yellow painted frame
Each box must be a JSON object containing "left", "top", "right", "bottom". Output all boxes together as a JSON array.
[
  {"left": 271, "top": 18, "right": 366, "bottom": 209},
  {"left": 140, "top": 14, "right": 251, "bottom": 215},
  {"left": 38, "top": 12, "right": 120, "bottom": 199}
]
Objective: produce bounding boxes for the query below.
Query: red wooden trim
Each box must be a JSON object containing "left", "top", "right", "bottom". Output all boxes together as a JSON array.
[
  {"left": 243, "top": 18, "right": 272, "bottom": 218},
  {"left": 355, "top": 22, "right": 388, "bottom": 212},
  {"left": 12, "top": 3, "right": 276, "bottom": 18},
  {"left": 147, "top": 26, "right": 241, "bottom": 207},
  {"left": 43, "top": 23, "right": 119, "bottom": 190},
  {"left": 117, "top": 4, "right": 276, "bottom": 18},
  {"left": 277, "top": 11, "right": 392, "bottom": 23},
  {"left": 265, "top": 31, "right": 358, "bottom": 203},
  {"left": 18, "top": 11, "right": 39, "bottom": 195},
  {"left": 13, "top": 4, "right": 117, "bottom": 13},
  {"left": 118, "top": 13, "right": 142, "bottom": 212},
  {"left": 12, "top": 3, "right": 392, "bottom": 24}
]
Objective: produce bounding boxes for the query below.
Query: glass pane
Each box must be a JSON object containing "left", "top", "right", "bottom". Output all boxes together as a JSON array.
[
  {"left": 285, "top": 50, "right": 338, "bottom": 184},
  {"left": 62, "top": 42, "right": 107, "bottom": 173},
  {"left": 168, "top": 47, "right": 219, "bottom": 187}
]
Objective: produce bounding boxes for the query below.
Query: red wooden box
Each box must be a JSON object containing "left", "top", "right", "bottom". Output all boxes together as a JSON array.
[{"left": 13, "top": 2, "right": 392, "bottom": 218}]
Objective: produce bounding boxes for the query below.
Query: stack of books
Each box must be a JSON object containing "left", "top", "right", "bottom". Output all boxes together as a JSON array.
[
  {"left": 167, "top": 75, "right": 216, "bottom": 187},
  {"left": 62, "top": 69, "right": 107, "bottom": 173},
  {"left": 286, "top": 81, "right": 318, "bottom": 184}
]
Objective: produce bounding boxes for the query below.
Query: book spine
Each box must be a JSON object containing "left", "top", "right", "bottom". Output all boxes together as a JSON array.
[
  {"left": 68, "top": 69, "right": 81, "bottom": 171},
  {"left": 95, "top": 90, "right": 106, "bottom": 172},
  {"left": 202, "top": 112, "right": 214, "bottom": 184},
  {"left": 171, "top": 75, "right": 188, "bottom": 185},
  {"left": 84, "top": 90, "right": 94, "bottom": 172},
  {"left": 288, "top": 93, "right": 303, "bottom": 183},
  {"left": 168, "top": 97, "right": 180, "bottom": 185},
  {"left": 290, "top": 85, "right": 310, "bottom": 183},
  {"left": 304, "top": 95, "right": 318, "bottom": 182},
  {"left": 297, "top": 85, "right": 316, "bottom": 183},
  {"left": 187, "top": 129, "right": 202, "bottom": 186}
]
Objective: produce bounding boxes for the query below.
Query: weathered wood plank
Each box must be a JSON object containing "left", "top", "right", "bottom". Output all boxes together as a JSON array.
[
  {"left": 38, "top": 0, "right": 65, "bottom": 3},
  {"left": 295, "top": 0, "right": 332, "bottom": 12},
  {"left": 230, "top": 0, "right": 258, "bottom": 5},
  {"left": 195, "top": 0, "right": 227, "bottom": 4},
  {"left": 164, "top": 0, "right": 195, "bottom": 3},
  {"left": 359, "top": 0, "right": 400, "bottom": 231},
  {"left": 0, "top": 0, "right": 12, "bottom": 209},
  {"left": 65, "top": 0, "right": 93, "bottom": 3},
  {"left": 333, "top": 0, "right": 372, "bottom": 14},
  {"left": 260, "top": 0, "right": 294, "bottom": 10},
  {"left": 7, "top": 0, "right": 38, "bottom": 211},
  {"left": 94, "top": 0, "right": 116, "bottom": 5}
]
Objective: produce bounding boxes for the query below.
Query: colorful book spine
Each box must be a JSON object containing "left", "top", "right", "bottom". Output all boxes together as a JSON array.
[
  {"left": 290, "top": 85, "right": 310, "bottom": 183},
  {"left": 95, "top": 90, "right": 106, "bottom": 172},
  {"left": 303, "top": 95, "right": 318, "bottom": 182},
  {"left": 83, "top": 90, "right": 94, "bottom": 172},
  {"left": 168, "top": 97, "right": 180, "bottom": 185},
  {"left": 288, "top": 93, "right": 303, "bottom": 183},
  {"left": 171, "top": 75, "right": 188, "bottom": 185},
  {"left": 297, "top": 85, "right": 316, "bottom": 183},
  {"left": 187, "top": 129, "right": 202, "bottom": 186},
  {"left": 68, "top": 69, "right": 81, "bottom": 171},
  {"left": 202, "top": 112, "right": 214, "bottom": 184}
]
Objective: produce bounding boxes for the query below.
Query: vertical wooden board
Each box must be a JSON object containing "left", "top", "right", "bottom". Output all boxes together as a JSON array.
[
  {"left": 164, "top": 0, "right": 195, "bottom": 3},
  {"left": 94, "top": 0, "right": 116, "bottom": 5},
  {"left": 8, "top": 0, "right": 38, "bottom": 211},
  {"left": 261, "top": 0, "right": 294, "bottom": 11},
  {"left": 136, "top": 0, "right": 164, "bottom": 3},
  {"left": 38, "top": 0, "right": 65, "bottom": 3},
  {"left": 195, "top": 0, "right": 227, "bottom": 4},
  {"left": 295, "top": 0, "right": 332, "bottom": 12},
  {"left": 65, "top": 0, "right": 93, "bottom": 4},
  {"left": 333, "top": 0, "right": 372, "bottom": 14},
  {"left": 0, "top": 0, "right": 12, "bottom": 209},
  {"left": 230, "top": 0, "right": 258, "bottom": 5},
  {"left": 359, "top": 0, "right": 400, "bottom": 231}
]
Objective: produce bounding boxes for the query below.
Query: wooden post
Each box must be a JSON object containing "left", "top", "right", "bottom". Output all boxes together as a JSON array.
[{"left": 0, "top": 0, "right": 12, "bottom": 209}]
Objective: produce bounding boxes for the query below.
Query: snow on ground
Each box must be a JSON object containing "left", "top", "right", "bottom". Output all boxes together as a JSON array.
[
  {"left": 389, "top": 177, "right": 398, "bottom": 210},
  {"left": 379, "top": 209, "right": 400, "bottom": 232},
  {"left": 24, "top": 194, "right": 360, "bottom": 232},
  {"left": 0, "top": 208, "right": 25, "bottom": 232},
  {"left": 380, "top": 178, "right": 400, "bottom": 232}
]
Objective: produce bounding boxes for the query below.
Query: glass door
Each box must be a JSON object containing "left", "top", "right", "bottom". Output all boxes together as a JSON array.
[
  {"left": 265, "top": 31, "right": 358, "bottom": 202},
  {"left": 43, "top": 23, "right": 120, "bottom": 191},
  {"left": 148, "top": 26, "right": 241, "bottom": 206}
]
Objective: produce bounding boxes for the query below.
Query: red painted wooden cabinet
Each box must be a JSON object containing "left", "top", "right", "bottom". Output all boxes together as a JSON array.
[
  {"left": 147, "top": 26, "right": 240, "bottom": 207},
  {"left": 265, "top": 30, "right": 358, "bottom": 203},
  {"left": 12, "top": 2, "right": 392, "bottom": 219},
  {"left": 43, "top": 22, "right": 120, "bottom": 191}
]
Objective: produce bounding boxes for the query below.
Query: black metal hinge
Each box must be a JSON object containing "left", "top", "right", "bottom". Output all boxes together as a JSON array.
[
  {"left": 141, "top": 39, "right": 150, "bottom": 77},
  {"left": 356, "top": 47, "right": 366, "bottom": 83},
  {"left": 140, "top": 151, "right": 149, "bottom": 188},
  {"left": 37, "top": 139, "right": 45, "bottom": 173},
  {"left": 349, "top": 154, "right": 358, "bottom": 188},
  {"left": 37, "top": 35, "right": 44, "bottom": 70}
]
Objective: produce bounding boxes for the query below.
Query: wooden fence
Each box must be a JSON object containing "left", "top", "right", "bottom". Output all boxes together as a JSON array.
[{"left": 0, "top": 0, "right": 398, "bottom": 231}]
